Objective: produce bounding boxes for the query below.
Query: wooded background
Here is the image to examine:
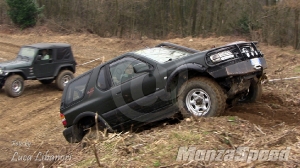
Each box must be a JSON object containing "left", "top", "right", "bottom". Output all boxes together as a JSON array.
[{"left": 1, "top": 0, "right": 300, "bottom": 49}]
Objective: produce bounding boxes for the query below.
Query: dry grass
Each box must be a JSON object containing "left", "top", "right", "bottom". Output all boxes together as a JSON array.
[{"left": 52, "top": 117, "right": 300, "bottom": 168}]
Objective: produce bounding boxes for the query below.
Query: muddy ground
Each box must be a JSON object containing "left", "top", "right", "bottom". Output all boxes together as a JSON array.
[{"left": 0, "top": 26, "right": 299, "bottom": 167}]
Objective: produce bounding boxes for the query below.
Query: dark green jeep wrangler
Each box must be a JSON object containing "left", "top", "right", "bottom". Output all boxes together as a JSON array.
[{"left": 0, "top": 43, "right": 77, "bottom": 97}]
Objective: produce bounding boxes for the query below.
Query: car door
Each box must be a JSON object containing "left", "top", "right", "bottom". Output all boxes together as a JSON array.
[
  {"left": 108, "top": 56, "right": 161, "bottom": 127},
  {"left": 33, "top": 49, "right": 56, "bottom": 78}
]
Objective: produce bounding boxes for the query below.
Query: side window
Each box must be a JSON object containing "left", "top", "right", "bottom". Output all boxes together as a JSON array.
[
  {"left": 65, "top": 73, "right": 91, "bottom": 105},
  {"left": 57, "top": 47, "right": 72, "bottom": 60},
  {"left": 97, "top": 67, "right": 109, "bottom": 90},
  {"left": 109, "top": 57, "right": 148, "bottom": 86},
  {"left": 38, "top": 49, "right": 52, "bottom": 60}
]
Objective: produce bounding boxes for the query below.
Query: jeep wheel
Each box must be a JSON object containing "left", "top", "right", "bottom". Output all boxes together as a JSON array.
[
  {"left": 56, "top": 70, "right": 74, "bottom": 90},
  {"left": 178, "top": 77, "right": 226, "bottom": 118},
  {"left": 4, "top": 75, "right": 25, "bottom": 97},
  {"left": 39, "top": 79, "right": 54, "bottom": 85},
  {"left": 239, "top": 80, "right": 262, "bottom": 103}
]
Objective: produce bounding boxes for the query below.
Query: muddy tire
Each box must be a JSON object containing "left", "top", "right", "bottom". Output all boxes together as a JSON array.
[
  {"left": 4, "top": 75, "right": 25, "bottom": 97},
  {"left": 239, "top": 80, "right": 262, "bottom": 103},
  {"left": 178, "top": 77, "right": 226, "bottom": 118},
  {"left": 74, "top": 117, "right": 96, "bottom": 143},
  {"left": 73, "top": 124, "right": 85, "bottom": 143},
  {"left": 55, "top": 70, "right": 74, "bottom": 90},
  {"left": 39, "top": 79, "right": 54, "bottom": 85}
]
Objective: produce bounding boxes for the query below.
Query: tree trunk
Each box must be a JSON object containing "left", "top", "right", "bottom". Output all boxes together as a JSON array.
[
  {"left": 191, "top": 0, "right": 197, "bottom": 37},
  {"left": 294, "top": 8, "right": 299, "bottom": 49}
]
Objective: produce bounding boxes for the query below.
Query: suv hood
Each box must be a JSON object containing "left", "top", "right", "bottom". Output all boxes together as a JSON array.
[{"left": 0, "top": 59, "right": 32, "bottom": 70}]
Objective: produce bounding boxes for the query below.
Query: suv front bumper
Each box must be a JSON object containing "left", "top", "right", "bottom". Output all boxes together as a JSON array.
[{"left": 208, "top": 57, "right": 267, "bottom": 78}]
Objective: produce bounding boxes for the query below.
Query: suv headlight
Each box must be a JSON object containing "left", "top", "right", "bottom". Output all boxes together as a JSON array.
[
  {"left": 0, "top": 68, "right": 3, "bottom": 75},
  {"left": 241, "top": 47, "right": 258, "bottom": 58},
  {"left": 210, "top": 50, "right": 234, "bottom": 63}
]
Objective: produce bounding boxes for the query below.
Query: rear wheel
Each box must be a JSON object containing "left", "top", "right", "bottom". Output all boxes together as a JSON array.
[
  {"left": 4, "top": 75, "right": 25, "bottom": 97},
  {"left": 74, "top": 117, "right": 96, "bottom": 142},
  {"left": 39, "top": 79, "right": 54, "bottom": 85},
  {"left": 55, "top": 70, "right": 74, "bottom": 90},
  {"left": 74, "top": 123, "right": 88, "bottom": 143},
  {"left": 178, "top": 77, "right": 226, "bottom": 118}
]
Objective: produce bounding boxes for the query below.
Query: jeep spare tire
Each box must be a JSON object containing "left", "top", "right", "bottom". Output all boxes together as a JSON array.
[
  {"left": 56, "top": 70, "right": 74, "bottom": 90},
  {"left": 178, "top": 77, "right": 226, "bottom": 118},
  {"left": 4, "top": 75, "right": 25, "bottom": 97}
]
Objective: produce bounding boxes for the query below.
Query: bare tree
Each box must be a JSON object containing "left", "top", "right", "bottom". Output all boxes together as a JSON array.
[{"left": 0, "top": 0, "right": 298, "bottom": 49}]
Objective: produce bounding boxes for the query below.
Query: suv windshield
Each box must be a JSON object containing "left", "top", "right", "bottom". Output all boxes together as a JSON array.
[
  {"left": 134, "top": 47, "right": 190, "bottom": 63},
  {"left": 18, "top": 47, "right": 37, "bottom": 59}
]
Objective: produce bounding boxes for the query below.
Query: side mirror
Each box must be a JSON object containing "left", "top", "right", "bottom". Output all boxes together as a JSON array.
[
  {"left": 133, "top": 63, "right": 151, "bottom": 73},
  {"left": 37, "top": 55, "right": 42, "bottom": 60}
]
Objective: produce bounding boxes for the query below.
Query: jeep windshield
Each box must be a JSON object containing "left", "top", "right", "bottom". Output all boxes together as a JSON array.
[
  {"left": 17, "top": 47, "right": 37, "bottom": 60},
  {"left": 134, "top": 47, "right": 191, "bottom": 63}
]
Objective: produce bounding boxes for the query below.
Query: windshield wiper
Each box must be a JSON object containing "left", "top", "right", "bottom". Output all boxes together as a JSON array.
[
  {"left": 23, "top": 56, "right": 30, "bottom": 61},
  {"left": 17, "top": 55, "right": 30, "bottom": 61},
  {"left": 17, "top": 55, "right": 23, "bottom": 59}
]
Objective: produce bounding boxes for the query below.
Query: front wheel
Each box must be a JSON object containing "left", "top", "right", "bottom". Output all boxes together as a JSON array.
[
  {"left": 4, "top": 75, "right": 25, "bottom": 97},
  {"left": 177, "top": 77, "right": 226, "bottom": 118},
  {"left": 239, "top": 79, "right": 262, "bottom": 103},
  {"left": 55, "top": 70, "right": 74, "bottom": 90}
]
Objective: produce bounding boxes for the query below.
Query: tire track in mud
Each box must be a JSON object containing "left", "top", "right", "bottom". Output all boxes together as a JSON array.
[
  {"left": 0, "top": 41, "right": 20, "bottom": 52},
  {"left": 0, "top": 83, "right": 65, "bottom": 165},
  {"left": 0, "top": 82, "right": 61, "bottom": 132},
  {"left": 0, "top": 41, "right": 20, "bottom": 48},
  {"left": 0, "top": 41, "right": 20, "bottom": 60},
  {"left": 1, "top": 88, "right": 59, "bottom": 113},
  {"left": 223, "top": 92, "right": 300, "bottom": 127}
]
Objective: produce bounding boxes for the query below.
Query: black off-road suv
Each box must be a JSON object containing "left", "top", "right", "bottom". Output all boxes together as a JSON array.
[
  {"left": 0, "top": 43, "right": 77, "bottom": 97},
  {"left": 60, "top": 41, "right": 267, "bottom": 143}
]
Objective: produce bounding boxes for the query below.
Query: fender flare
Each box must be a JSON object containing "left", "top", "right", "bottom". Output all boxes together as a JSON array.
[
  {"left": 3, "top": 70, "right": 26, "bottom": 79},
  {"left": 165, "top": 63, "right": 207, "bottom": 92},
  {"left": 72, "top": 111, "right": 114, "bottom": 136},
  {"left": 54, "top": 64, "right": 75, "bottom": 77}
]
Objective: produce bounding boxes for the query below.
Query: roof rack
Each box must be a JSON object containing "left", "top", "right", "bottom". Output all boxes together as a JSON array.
[{"left": 155, "top": 42, "right": 200, "bottom": 54}]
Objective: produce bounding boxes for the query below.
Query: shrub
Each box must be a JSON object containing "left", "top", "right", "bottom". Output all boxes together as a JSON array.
[{"left": 6, "top": 0, "right": 43, "bottom": 28}]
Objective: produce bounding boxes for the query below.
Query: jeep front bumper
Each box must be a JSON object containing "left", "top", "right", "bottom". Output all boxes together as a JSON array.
[
  {"left": 208, "top": 57, "right": 267, "bottom": 78},
  {"left": 0, "top": 75, "right": 5, "bottom": 87}
]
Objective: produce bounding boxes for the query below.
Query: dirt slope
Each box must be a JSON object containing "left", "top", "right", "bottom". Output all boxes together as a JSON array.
[{"left": 0, "top": 28, "right": 299, "bottom": 167}]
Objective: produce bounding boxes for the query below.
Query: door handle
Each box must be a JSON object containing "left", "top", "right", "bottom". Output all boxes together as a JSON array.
[{"left": 115, "top": 91, "right": 121, "bottom": 95}]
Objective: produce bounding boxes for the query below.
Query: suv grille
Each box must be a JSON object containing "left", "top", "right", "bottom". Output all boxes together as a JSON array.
[{"left": 205, "top": 42, "right": 263, "bottom": 66}]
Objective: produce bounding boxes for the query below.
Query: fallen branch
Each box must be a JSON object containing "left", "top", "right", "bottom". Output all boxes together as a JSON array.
[{"left": 253, "top": 124, "right": 266, "bottom": 135}]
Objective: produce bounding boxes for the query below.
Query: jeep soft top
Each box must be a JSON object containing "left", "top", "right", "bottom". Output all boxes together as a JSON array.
[{"left": 0, "top": 43, "right": 77, "bottom": 97}]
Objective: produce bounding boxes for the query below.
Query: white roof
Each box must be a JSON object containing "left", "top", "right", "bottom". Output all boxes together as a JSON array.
[{"left": 135, "top": 47, "right": 190, "bottom": 63}]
